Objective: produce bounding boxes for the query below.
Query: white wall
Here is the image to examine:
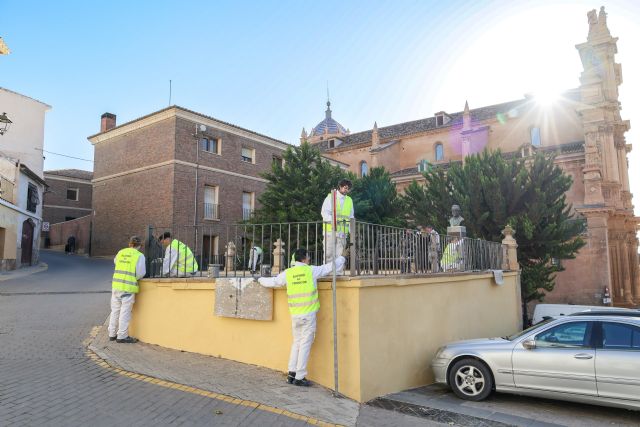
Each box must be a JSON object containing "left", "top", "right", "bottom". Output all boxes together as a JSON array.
[{"left": 0, "top": 87, "right": 51, "bottom": 178}]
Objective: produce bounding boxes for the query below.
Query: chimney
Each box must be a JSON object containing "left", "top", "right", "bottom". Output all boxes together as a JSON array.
[{"left": 100, "top": 113, "right": 116, "bottom": 132}]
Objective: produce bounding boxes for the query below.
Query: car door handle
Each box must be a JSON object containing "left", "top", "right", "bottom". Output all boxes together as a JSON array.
[{"left": 574, "top": 353, "right": 593, "bottom": 360}]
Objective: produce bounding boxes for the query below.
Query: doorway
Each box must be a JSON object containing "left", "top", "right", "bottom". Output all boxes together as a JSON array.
[{"left": 21, "top": 219, "right": 34, "bottom": 266}]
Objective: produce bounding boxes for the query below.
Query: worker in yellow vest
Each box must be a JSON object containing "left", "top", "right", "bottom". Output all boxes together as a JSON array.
[
  {"left": 159, "top": 232, "right": 198, "bottom": 277},
  {"left": 321, "top": 179, "right": 354, "bottom": 263},
  {"left": 258, "top": 248, "right": 345, "bottom": 386},
  {"left": 108, "top": 236, "right": 146, "bottom": 343}
]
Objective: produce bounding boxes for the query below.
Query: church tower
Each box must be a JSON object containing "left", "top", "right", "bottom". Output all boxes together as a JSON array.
[
  {"left": 575, "top": 6, "right": 639, "bottom": 306},
  {"left": 303, "top": 99, "right": 349, "bottom": 147}
]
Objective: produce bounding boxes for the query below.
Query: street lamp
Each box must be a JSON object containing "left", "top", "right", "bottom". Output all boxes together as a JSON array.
[{"left": 0, "top": 112, "right": 12, "bottom": 135}]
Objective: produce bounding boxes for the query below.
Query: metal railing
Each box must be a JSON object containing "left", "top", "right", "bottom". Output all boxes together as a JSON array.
[
  {"left": 145, "top": 220, "right": 504, "bottom": 278},
  {"left": 204, "top": 203, "right": 219, "bottom": 220}
]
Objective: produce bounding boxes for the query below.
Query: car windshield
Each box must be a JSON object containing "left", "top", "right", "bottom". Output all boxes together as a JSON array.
[{"left": 505, "top": 318, "right": 555, "bottom": 341}]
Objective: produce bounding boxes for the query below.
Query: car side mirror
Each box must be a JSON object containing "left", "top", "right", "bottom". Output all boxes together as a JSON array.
[{"left": 522, "top": 339, "right": 536, "bottom": 350}]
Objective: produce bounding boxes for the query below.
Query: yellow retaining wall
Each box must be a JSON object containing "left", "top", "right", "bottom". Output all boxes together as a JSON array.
[{"left": 130, "top": 271, "right": 521, "bottom": 402}]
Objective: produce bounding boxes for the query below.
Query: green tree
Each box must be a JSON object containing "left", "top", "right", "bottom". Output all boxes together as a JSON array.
[
  {"left": 350, "top": 166, "right": 406, "bottom": 227},
  {"left": 401, "top": 150, "right": 585, "bottom": 304},
  {"left": 253, "top": 141, "right": 348, "bottom": 223}
]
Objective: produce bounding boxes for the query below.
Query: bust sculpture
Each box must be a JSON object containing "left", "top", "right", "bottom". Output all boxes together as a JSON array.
[{"left": 449, "top": 204, "right": 464, "bottom": 227}]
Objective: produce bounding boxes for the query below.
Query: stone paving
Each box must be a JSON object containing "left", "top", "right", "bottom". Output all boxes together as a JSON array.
[{"left": 0, "top": 251, "right": 446, "bottom": 426}]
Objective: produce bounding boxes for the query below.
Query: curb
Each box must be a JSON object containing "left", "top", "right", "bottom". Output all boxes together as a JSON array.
[
  {"left": 84, "top": 324, "right": 341, "bottom": 427},
  {"left": 0, "top": 262, "right": 48, "bottom": 282}
]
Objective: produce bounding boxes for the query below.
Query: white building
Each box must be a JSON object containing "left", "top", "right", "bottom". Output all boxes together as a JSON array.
[{"left": 0, "top": 87, "right": 50, "bottom": 269}]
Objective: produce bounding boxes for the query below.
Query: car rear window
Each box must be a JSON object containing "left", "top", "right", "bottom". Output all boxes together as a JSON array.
[{"left": 602, "top": 322, "right": 640, "bottom": 350}]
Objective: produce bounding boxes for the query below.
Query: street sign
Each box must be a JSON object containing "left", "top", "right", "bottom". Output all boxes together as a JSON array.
[{"left": 42, "top": 222, "right": 50, "bottom": 232}]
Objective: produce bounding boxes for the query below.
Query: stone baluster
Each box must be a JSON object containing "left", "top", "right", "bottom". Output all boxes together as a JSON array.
[
  {"left": 272, "top": 238, "right": 285, "bottom": 275},
  {"left": 501, "top": 225, "right": 519, "bottom": 271}
]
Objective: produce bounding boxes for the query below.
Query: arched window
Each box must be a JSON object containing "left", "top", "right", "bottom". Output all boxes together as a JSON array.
[
  {"left": 530, "top": 127, "right": 541, "bottom": 147},
  {"left": 435, "top": 143, "right": 444, "bottom": 161},
  {"left": 360, "top": 161, "right": 368, "bottom": 177}
]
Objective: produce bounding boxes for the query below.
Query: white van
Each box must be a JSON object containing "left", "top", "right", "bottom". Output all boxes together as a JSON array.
[{"left": 531, "top": 304, "right": 630, "bottom": 325}]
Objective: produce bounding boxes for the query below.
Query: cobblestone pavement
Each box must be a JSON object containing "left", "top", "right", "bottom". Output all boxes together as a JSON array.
[{"left": 0, "top": 251, "right": 446, "bottom": 426}]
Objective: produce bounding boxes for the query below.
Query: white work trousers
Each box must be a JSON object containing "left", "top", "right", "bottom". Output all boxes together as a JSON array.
[
  {"left": 248, "top": 251, "right": 262, "bottom": 272},
  {"left": 288, "top": 313, "right": 317, "bottom": 380},
  {"left": 108, "top": 291, "right": 136, "bottom": 340},
  {"left": 323, "top": 232, "right": 346, "bottom": 264}
]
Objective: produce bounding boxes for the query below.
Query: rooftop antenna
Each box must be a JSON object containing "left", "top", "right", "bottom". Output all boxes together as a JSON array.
[{"left": 169, "top": 80, "right": 172, "bottom": 106}]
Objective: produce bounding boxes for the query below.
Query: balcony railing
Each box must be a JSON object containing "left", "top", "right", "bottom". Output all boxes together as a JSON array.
[
  {"left": 145, "top": 220, "right": 504, "bottom": 279},
  {"left": 204, "top": 203, "right": 219, "bottom": 220},
  {"left": 242, "top": 208, "right": 254, "bottom": 220},
  {"left": 0, "top": 175, "right": 14, "bottom": 204}
]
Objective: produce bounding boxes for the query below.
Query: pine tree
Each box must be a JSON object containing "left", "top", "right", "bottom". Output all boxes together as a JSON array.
[
  {"left": 350, "top": 167, "right": 406, "bottom": 227},
  {"left": 402, "top": 149, "right": 585, "bottom": 303},
  {"left": 254, "top": 141, "right": 347, "bottom": 223}
]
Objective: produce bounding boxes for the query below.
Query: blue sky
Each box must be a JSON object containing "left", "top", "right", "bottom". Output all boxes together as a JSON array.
[{"left": 1, "top": 0, "right": 639, "bottom": 214}]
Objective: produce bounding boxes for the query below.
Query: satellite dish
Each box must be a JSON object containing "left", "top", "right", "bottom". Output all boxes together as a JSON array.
[{"left": 199, "top": 124, "right": 207, "bottom": 132}]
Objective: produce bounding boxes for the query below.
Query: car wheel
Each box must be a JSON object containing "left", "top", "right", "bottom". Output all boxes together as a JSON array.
[{"left": 448, "top": 358, "right": 493, "bottom": 401}]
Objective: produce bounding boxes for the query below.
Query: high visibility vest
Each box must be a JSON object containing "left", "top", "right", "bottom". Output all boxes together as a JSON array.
[
  {"left": 285, "top": 265, "right": 319, "bottom": 316},
  {"left": 441, "top": 242, "right": 461, "bottom": 267},
  {"left": 170, "top": 239, "right": 198, "bottom": 274},
  {"left": 323, "top": 194, "right": 353, "bottom": 234},
  {"left": 112, "top": 247, "right": 142, "bottom": 293}
]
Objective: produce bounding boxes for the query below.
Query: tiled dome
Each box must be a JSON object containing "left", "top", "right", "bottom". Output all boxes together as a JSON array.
[{"left": 311, "top": 101, "right": 347, "bottom": 136}]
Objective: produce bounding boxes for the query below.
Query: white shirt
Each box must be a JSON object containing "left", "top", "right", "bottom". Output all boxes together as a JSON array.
[
  {"left": 113, "top": 250, "right": 146, "bottom": 280},
  {"left": 258, "top": 256, "right": 346, "bottom": 289},
  {"left": 321, "top": 192, "right": 354, "bottom": 233},
  {"left": 162, "top": 244, "right": 178, "bottom": 275}
]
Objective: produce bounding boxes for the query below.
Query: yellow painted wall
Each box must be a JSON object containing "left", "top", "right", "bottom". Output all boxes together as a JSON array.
[
  {"left": 355, "top": 272, "right": 521, "bottom": 401},
  {"left": 0, "top": 204, "right": 18, "bottom": 260},
  {"left": 130, "top": 271, "right": 520, "bottom": 402}
]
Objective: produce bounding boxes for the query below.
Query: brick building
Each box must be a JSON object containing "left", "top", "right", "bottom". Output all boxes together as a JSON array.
[
  {"left": 88, "top": 107, "right": 289, "bottom": 258},
  {"left": 305, "top": 7, "right": 640, "bottom": 307},
  {"left": 43, "top": 169, "right": 93, "bottom": 224}
]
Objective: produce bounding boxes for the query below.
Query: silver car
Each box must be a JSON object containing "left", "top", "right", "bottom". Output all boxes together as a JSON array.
[{"left": 431, "top": 313, "right": 640, "bottom": 410}]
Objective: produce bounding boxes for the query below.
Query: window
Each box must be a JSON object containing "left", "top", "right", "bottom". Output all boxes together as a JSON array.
[
  {"left": 360, "top": 161, "right": 368, "bottom": 177},
  {"left": 436, "top": 114, "right": 444, "bottom": 127},
  {"left": 204, "top": 186, "right": 219, "bottom": 220},
  {"left": 26, "top": 183, "right": 38, "bottom": 213},
  {"left": 201, "top": 137, "right": 220, "bottom": 154},
  {"left": 241, "top": 147, "right": 255, "bottom": 163},
  {"left": 328, "top": 139, "right": 335, "bottom": 149},
  {"left": 242, "top": 191, "right": 254, "bottom": 220},
  {"left": 66, "top": 188, "right": 79, "bottom": 201},
  {"left": 435, "top": 143, "right": 444, "bottom": 161},
  {"left": 417, "top": 159, "right": 430, "bottom": 173},
  {"left": 531, "top": 127, "right": 541, "bottom": 147},
  {"left": 272, "top": 155, "right": 283, "bottom": 168},
  {"left": 602, "top": 322, "right": 640, "bottom": 350},
  {"left": 536, "top": 321, "right": 591, "bottom": 348}
]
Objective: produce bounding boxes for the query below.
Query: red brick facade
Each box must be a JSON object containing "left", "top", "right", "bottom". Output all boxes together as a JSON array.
[
  {"left": 89, "top": 107, "right": 287, "bottom": 256},
  {"left": 42, "top": 170, "right": 93, "bottom": 225}
]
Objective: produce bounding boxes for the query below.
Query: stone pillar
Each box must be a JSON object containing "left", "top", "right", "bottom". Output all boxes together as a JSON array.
[
  {"left": 225, "top": 241, "right": 236, "bottom": 272},
  {"left": 501, "top": 225, "right": 519, "bottom": 271},
  {"left": 630, "top": 235, "right": 640, "bottom": 304},
  {"left": 272, "top": 238, "right": 285, "bottom": 275},
  {"left": 620, "top": 236, "right": 633, "bottom": 304}
]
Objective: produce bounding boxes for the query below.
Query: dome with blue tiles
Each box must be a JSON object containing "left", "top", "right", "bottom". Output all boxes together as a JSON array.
[{"left": 311, "top": 101, "right": 348, "bottom": 137}]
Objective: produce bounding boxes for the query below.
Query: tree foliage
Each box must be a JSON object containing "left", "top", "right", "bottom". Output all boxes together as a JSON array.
[
  {"left": 401, "top": 149, "right": 585, "bottom": 302},
  {"left": 253, "top": 141, "right": 347, "bottom": 223},
  {"left": 350, "top": 166, "right": 406, "bottom": 227}
]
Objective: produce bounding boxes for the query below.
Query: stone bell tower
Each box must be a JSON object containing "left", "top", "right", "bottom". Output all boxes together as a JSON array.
[{"left": 575, "top": 6, "right": 640, "bottom": 306}]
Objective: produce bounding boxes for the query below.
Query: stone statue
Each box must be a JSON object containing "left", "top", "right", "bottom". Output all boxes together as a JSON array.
[{"left": 449, "top": 204, "right": 464, "bottom": 227}]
